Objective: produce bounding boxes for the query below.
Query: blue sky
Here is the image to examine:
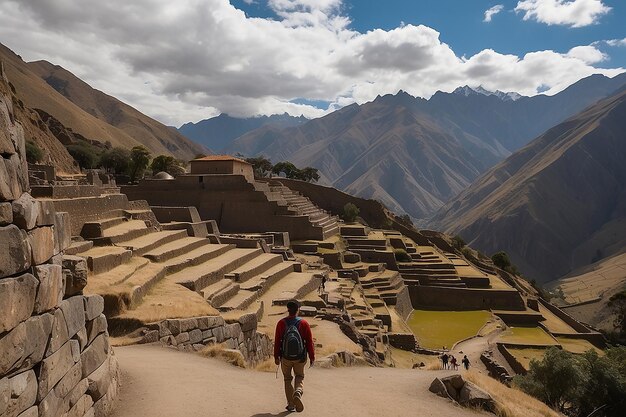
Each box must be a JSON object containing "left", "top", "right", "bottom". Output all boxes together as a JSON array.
[
  {"left": 234, "top": 0, "right": 626, "bottom": 68},
  {"left": 1, "top": 0, "right": 623, "bottom": 124}
]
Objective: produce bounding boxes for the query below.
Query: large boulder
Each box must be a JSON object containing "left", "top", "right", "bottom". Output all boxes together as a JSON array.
[
  {"left": 429, "top": 378, "right": 449, "bottom": 398},
  {"left": 0, "top": 273, "right": 38, "bottom": 333},
  {"left": 0, "top": 313, "right": 53, "bottom": 377},
  {"left": 38, "top": 341, "right": 76, "bottom": 401},
  {"left": 59, "top": 296, "right": 86, "bottom": 339},
  {"left": 459, "top": 381, "right": 495, "bottom": 411},
  {"left": 0, "top": 202, "right": 12, "bottom": 225},
  {"left": 5, "top": 370, "right": 37, "bottom": 417},
  {"left": 62, "top": 256, "right": 88, "bottom": 297},
  {"left": 27, "top": 226, "right": 55, "bottom": 265},
  {"left": 11, "top": 193, "right": 39, "bottom": 230},
  {"left": 0, "top": 225, "right": 31, "bottom": 278},
  {"left": 33, "top": 264, "right": 64, "bottom": 314}
]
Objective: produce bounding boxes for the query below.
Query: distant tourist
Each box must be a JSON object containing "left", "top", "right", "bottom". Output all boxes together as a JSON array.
[
  {"left": 462, "top": 355, "right": 470, "bottom": 370},
  {"left": 450, "top": 355, "right": 458, "bottom": 370},
  {"left": 318, "top": 276, "right": 327, "bottom": 294},
  {"left": 441, "top": 352, "right": 449, "bottom": 370},
  {"left": 274, "top": 300, "right": 315, "bottom": 413}
]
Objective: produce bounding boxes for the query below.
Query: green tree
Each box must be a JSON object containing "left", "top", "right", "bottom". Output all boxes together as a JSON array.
[
  {"left": 608, "top": 291, "right": 626, "bottom": 344},
  {"left": 129, "top": 146, "right": 151, "bottom": 182},
  {"left": 297, "top": 167, "right": 320, "bottom": 183},
  {"left": 25, "top": 141, "right": 44, "bottom": 164},
  {"left": 491, "top": 251, "right": 519, "bottom": 274},
  {"left": 272, "top": 161, "right": 299, "bottom": 178},
  {"left": 67, "top": 143, "right": 99, "bottom": 169},
  {"left": 451, "top": 235, "right": 466, "bottom": 250},
  {"left": 150, "top": 155, "right": 177, "bottom": 174},
  {"left": 575, "top": 349, "right": 626, "bottom": 417},
  {"left": 99, "top": 147, "right": 130, "bottom": 174},
  {"left": 245, "top": 156, "right": 273, "bottom": 178},
  {"left": 514, "top": 347, "right": 582, "bottom": 413},
  {"left": 342, "top": 203, "right": 360, "bottom": 222}
]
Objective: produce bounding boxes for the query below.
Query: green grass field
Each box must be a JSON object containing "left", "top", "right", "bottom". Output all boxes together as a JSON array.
[
  {"left": 506, "top": 348, "right": 547, "bottom": 371},
  {"left": 557, "top": 337, "right": 603, "bottom": 355},
  {"left": 498, "top": 326, "right": 559, "bottom": 346},
  {"left": 407, "top": 310, "right": 492, "bottom": 349}
]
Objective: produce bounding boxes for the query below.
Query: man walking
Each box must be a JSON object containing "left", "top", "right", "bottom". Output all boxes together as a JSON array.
[{"left": 274, "top": 300, "right": 315, "bottom": 412}]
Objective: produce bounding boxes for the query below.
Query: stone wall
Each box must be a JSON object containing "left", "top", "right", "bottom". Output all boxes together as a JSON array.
[
  {"left": 394, "top": 286, "right": 413, "bottom": 321},
  {"left": 0, "top": 72, "right": 119, "bottom": 417},
  {"left": 138, "top": 313, "right": 272, "bottom": 367},
  {"left": 408, "top": 286, "right": 526, "bottom": 311}
]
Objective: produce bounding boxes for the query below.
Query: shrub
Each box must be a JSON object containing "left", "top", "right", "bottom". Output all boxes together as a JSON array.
[
  {"left": 99, "top": 147, "right": 130, "bottom": 174},
  {"left": 67, "top": 142, "right": 99, "bottom": 169},
  {"left": 25, "top": 141, "right": 44, "bottom": 164},
  {"left": 129, "top": 145, "right": 151, "bottom": 181},
  {"left": 491, "top": 251, "right": 519, "bottom": 275},
  {"left": 393, "top": 248, "right": 411, "bottom": 262},
  {"left": 451, "top": 235, "right": 466, "bottom": 250},
  {"left": 342, "top": 203, "right": 359, "bottom": 222}
]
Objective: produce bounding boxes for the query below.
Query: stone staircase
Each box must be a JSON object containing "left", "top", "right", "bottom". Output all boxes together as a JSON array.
[{"left": 266, "top": 181, "right": 339, "bottom": 239}]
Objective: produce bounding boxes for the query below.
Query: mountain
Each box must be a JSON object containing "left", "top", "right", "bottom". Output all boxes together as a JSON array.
[
  {"left": 226, "top": 73, "right": 626, "bottom": 219},
  {"left": 0, "top": 43, "right": 207, "bottom": 163},
  {"left": 430, "top": 87, "right": 626, "bottom": 282},
  {"left": 179, "top": 113, "right": 307, "bottom": 152},
  {"left": 453, "top": 85, "right": 522, "bottom": 102}
]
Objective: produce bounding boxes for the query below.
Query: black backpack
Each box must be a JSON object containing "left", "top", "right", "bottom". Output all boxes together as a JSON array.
[{"left": 281, "top": 317, "right": 305, "bottom": 360}]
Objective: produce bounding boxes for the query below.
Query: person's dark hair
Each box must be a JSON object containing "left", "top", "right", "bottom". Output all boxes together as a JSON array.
[{"left": 287, "top": 300, "right": 299, "bottom": 315}]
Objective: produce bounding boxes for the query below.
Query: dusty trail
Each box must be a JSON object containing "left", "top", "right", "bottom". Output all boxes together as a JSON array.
[{"left": 110, "top": 344, "right": 483, "bottom": 417}]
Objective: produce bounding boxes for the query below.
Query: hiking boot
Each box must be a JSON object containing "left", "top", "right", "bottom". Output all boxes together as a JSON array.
[
  {"left": 292, "top": 390, "right": 304, "bottom": 412},
  {"left": 285, "top": 405, "right": 296, "bottom": 412}
]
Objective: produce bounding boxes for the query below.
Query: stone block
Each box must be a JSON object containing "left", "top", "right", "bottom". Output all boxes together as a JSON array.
[
  {"left": 139, "top": 330, "right": 159, "bottom": 344},
  {"left": 33, "top": 264, "right": 64, "bottom": 314},
  {"left": 238, "top": 313, "right": 258, "bottom": 333},
  {"left": 0, "top": 313, "right": 53, "bottom": 376},
  {"left": 197, "top": 316, "right": 210, "bottom": 330},
  {"left": 38, "top": 387, "right": 68, "bottom": 417},
  {"left": 179, "top": 318, "right": 198, "bottom": 332},
  {"left": 429, "top": 377, "right": 448, "bottom": 398},
  {"left": 81, "top": 334, "right": 109, "bottom": 378},
  {"left": 175, "top": 332, "right": 190, "bottom": 345},
  {"left": 0, "top": 225, "right": 31, "bottom": 279},
  {"left": 47, "top": 307, "right": 70, "bottom": 355},
  {"left": 62, "top": 255, "right": 88, "bottom": 297},
  {"left": 5, "top": 370, "right": 37, "bottom": 417},
  {"left": 0, "top": 202, "right": 12, "bottom": 225},
  {"left": 0, "top": 377, "right": 8, "bottom": 415},
  {"left": 0, "top": 155, "right": 26, "bottom": 202},
  {"left": 66, "top": 394, "right": 93, "bottom": 417},
  {"left": 16, "top": 406, "right": 38, "bottom": 417},
  {"left": 27, "top": 226, "right": 54, "bottom": 265},
  {"left": 92, "top": 363, "right": 119, "bottom": 417},
  {"left": 75, "top": 327, "right": 88, "bottom": 351},
  {"left": 11, "top": 193, "right": 38, "bottom": 230},
  {"left": 459, "top": 381, "right": 494, "bottom": 411},
  {"left": 64, "top": 378, "right": 88, "bottom": 411},
  {"left": 209, "top": 316, "right": 226, "bottom": 328},
  {"left": 60, "top": 296, "right": 86, "bottom": 339},
  {"left": 0, "top": 273, "right": 37, "bottom": 333},
  {"left": 53, "top": 212, "right": 71, "bottom": 255},
  {"left": 165, "top": 319, "right": 181, "bottom": 335},
  {"left": 70, "top": 340, "right": 81, "bottom": 363},
  {"left": 36, "top": 200, "right": 56, "bottom": 226},
  {"left": 54, "top": 360, "right": 82, "bottom": 399},
  {"left": 86, "top": 356, "right": 112, "bottom": 402},
  {"left": 86, "top": 315, "right": 108, "bottom": 346},
  {"left": 201, "top": 329, "right": 213, "bottom": 340},
  {"left": 84, "top": 295, "right": 104, "bottom": 321},
  {"left": 213, "top": 326, "right": 225, "bottom": 342},
  {"left": 189, "top": 329, "right": 203, "bottom": 344},
  {"left": 38, "top": 341, "right": 75, "bottom": 400}
]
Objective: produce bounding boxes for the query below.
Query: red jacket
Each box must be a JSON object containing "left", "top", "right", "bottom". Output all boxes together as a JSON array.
[{"left": 274, "top": 316, "right": 315, "bottom": 362}]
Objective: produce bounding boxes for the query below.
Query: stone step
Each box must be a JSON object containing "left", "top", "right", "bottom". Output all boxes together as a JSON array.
[
  {"left": 89, "top": 257, "right": 151, "bottom": 287},
  {"left": 168, "top": 247, "right": 262, "bottom": 291},
  {"left": 144, "top": 237, "right": 211, "bottom": 263},
  {"left": 161, "top": 243, "right": 235, "bottom": 276},
  {"left": 79, "top": 246, "right": 133, "bottom": 275},
  {"left": 271, "top": 272, "right": 321, "bottom": 305},
  {"left": 217, "top": 289, "right": 258, "bottom": 312},
  {"left": 322, "top": 225, "right": 339, "bottom": 239},
  {"left": 224, "top": 253, "right": 284, "bottom": 283},
  {"left": 91, "top": 220, "right": 152, "bottom": 245},
  {"left": 65, "top": 239, "right": 93, "bottom": 255},
  {"left": 116, "top": 229, "right": 189, "bottom": 256},
  {"left": 81, "top": 216, "right": 127, "bottom": 238},
  {"left": 202, "top": 278, "right": 234, "bottom": 301},
  {"left": 239, "top": 262, "right": 297, "bottom": 292},
  {"left": 209, "top": 281, "right": 241, "bottom": 308}
]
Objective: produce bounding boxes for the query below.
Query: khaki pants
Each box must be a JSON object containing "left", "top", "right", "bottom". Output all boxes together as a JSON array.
[{"left": 281, "top": 358, "right": 306, "bottom": 405}]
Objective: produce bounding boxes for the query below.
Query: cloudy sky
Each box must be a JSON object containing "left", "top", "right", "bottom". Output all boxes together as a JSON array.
[{"left": 0, "top": 0, "right": 624, "bottom": 126}]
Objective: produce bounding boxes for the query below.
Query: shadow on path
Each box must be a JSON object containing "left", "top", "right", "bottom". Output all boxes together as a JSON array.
[{"left": 250, "top": 412, "right": 291, "bottom": 417}]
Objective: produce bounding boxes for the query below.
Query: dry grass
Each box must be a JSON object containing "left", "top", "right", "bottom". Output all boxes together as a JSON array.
[
  {"left": 255, "top": 358, "right": 279, "bottom": 373},
  {"left": 465, "top": 370, "right": 561, "bottom": 417},
  {"left": 199, "top": 344, "right": 246, "bottom": 368}
]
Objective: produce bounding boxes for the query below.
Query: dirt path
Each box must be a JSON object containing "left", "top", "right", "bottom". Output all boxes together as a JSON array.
[{"left": 110, "top": 344, "right": 483, "bottom": 417}]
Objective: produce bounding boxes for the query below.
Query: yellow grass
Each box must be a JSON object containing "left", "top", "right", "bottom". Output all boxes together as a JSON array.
[
  {"left": 465, "top": 370, "right": 561, "bottom": 417},
  {"left": 556, "top": 337, "right": 603, "bottom": 355},
  {"left": 199, "top": 344, "right": 246, "bottom": 368},
  {"left": 255, "top": 358, "right": 279, "bottom": 373},
  {"left": 506, "top": 348, "right": 547, "bottom": 371},
  {"left": 407, "top": 310, "right": 492, "bottom": 349},
  {"left": 498, "top": 327, "right": 559, "bottom": 346}
]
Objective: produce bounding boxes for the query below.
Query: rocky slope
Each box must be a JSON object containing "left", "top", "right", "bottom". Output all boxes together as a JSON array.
[
  {"left": 431, "top": 88, "right": 626, "bottom": 282},
  {"left": 179, "top": 113, "right": 307, "bottom": 152},
  {"left": 0, "top": 43, "right": 206, "bottom": 163},
  {"left": 226, "top": 74, "right": 626, "bottom": 219}
]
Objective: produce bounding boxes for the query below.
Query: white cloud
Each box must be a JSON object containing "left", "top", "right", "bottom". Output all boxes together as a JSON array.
[
  {"left": 484, "top": 5, "right": 505, "bottom": 22},
  {"left": 0, "top": 0, "right": 622, "bottom": 127},
  {"left": 606, "top": 38, "right": 626, "bottom": 47},
  {"left": 566, "top": 45, "right": 607, "bottom": 64},
  {"left": 515, "top": 0, "right": 611, "bottom": 27}
]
